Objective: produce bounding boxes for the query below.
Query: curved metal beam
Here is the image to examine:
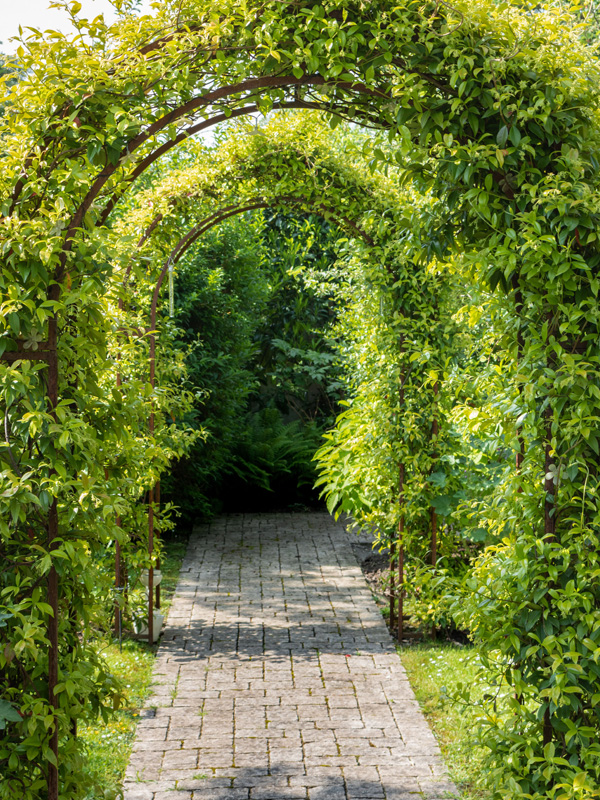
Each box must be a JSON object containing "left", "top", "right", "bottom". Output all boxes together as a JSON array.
[
  {"left": 57, "top": 74, "right": 386, "bottom": 278},
  {"left": 98, "top": 99, "right": 326, "bottom": 226}
]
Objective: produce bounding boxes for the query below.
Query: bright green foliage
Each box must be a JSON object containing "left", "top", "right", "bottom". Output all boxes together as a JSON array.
[
  {"left": 0, "top": 52, "right": 19, "bottom": 117},
  {"left": 314, "top": 194, "right": 467, "bottom": 628},
  {"left": 114, "top": 114, "right": 404, "bottom": 518},
  {"left": 1, "top": 1, "right": 600, "bottom": 797}
]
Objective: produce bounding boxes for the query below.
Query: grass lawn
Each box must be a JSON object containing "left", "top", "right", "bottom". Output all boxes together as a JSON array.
[
  {"left": 401, "top": 642, "right": 492, "bottom": 800},
  {"left": 80, "top": 531, "right": 190, "bottom": 800}
]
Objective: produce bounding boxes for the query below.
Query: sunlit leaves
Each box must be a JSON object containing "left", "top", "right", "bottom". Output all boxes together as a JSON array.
[{"left": 2, "top": 0, "right": 600, "bottom": 796}]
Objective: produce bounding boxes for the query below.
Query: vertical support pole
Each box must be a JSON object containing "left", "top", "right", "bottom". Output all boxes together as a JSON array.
[
  {"left": 115, "top": 317, "right": 123, "bottom": 641},
  {"left": 512, "top": 278, "right": 526, "bottom": 474},
  {"left": 389, "top": 539, "right": 395, "bottom": 631},
  {"left": 397, "top": 331, "right": 406, "bottom": 644},
  {"left": 430, "top": 381, "right": 439, "bottom": 640},
  {"left": 397, "top": 330, "right": 406, "bottom": 644},
  {"left": 429, "top": 502, "right": 437, "bottom": 642},
  {"left": 543, "top": 367, "right": 557, "bottom": 743},
  {"left": 397, "top": 465, "right": 405, "bottom": 644},
  {"left": 105, "top": 465, "right": 123, "bottom": 641},
  {"left": 544, "top": 405, "right": 556, "bottom": 541},
  {"left": 430, "top": 381, "right": 439, "bottom": 568},
  {"left": 115, "top": 530, "right": 122, "bottom": 640},
  {"left": 147, "top": 324, "right": 156, "bottom": 647},
  {"left": 47, "top": 506, "right": 59, "bottom": 800},
  {"left": 543, "top": 404, "right": 555, "bottom": 745},
  {"left": 430, "top": 508, "right": 437, "bottom": 566},
  {"left": 513, "top": 280, "right": 526, "bottom": 706},
  {"left": 155, "top": 481, "right": 161, "bottom": 610},
  {"left": 47, "top": 314, "right": 59, "bottom": 800},
  {"left": 148, "top": 485, "right": 154, "bottom": 646}
]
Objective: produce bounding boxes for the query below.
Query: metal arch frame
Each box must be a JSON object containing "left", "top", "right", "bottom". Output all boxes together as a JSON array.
[
  {"left": 0, "top": 31, "right": 418, "bottom": 793},
  {"left": 2, "top": 86, "right": 383, "bottom": 792},
  {"left": 50, "top": 75, "right": 387, "bottom": 279},
  {"left": 0, "top": 10, "right": 583, "bottom": 796},
  {"left": 115, "top": 190, "right": 375, "bottom": 645}
]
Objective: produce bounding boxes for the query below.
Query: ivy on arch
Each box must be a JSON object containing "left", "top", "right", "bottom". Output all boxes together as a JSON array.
[
  {"left": 1, "top": 1, "right": 600, "bottom": 798},
  {"left": 109, "top": 111, "right": 454, "bottom": 647}
]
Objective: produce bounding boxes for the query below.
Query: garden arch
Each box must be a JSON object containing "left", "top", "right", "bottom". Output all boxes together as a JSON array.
[
  {"left": 110, "top": 112, "right": 446, "bottom": 644},
  {"left": 2, "top": 2, "right": 600, "bottom": 798}
]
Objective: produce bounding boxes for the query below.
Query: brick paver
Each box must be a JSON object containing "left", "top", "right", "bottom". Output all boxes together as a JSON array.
[{"left": 123, "top": 512, "right": 458, "bottom": 800}]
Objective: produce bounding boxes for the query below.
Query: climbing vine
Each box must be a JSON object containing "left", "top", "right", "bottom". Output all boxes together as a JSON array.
[{"left": 1, "top": 1, "right": 600, "bottom": 798}]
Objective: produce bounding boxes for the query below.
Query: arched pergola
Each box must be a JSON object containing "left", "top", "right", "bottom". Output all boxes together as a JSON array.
[
  {"left": 2, "top": 2, "right": 600, "bottom": 798},
  {"left": 107, "top": 113, "right": 444, "bottom": 646}
]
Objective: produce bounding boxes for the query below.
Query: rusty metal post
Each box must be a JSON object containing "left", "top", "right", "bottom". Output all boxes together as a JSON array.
[
  {"left": 389, "top": 539, "right": 395, "bottom": 631},
  {"left": 148, "top": 484, "right": 154, "bottom": 646},
  {"left": 115, "top": 324, "right": 123, "bottom": 642},
  {"left": 103, "top": 464, "right": 123, "bottom": 641},
  {"left": 430, "top": 380, "right": 439, "bottom": 568},
  {"left": 542, "top": 404, "right": 556, "bottom": 744},
  {"left": 544, "top": 406, "right": 556, "bottom": 542},
  {"left": 115, "top": 531, "right": 122, "bottom": 640},
  {"left": 397, "top": 332, "right": 406, "bottom": 644},
  {"left": 397, "top": 463, "right": 405, "bottom": 643},
  {"left": 430, "top": 508, "right": 438, "bottom": 566},
  {"left": 147, "top": 297, "right": 158, "bottom": 646},
  {"left": 512, "top": 278, "right": 526, "bottom": 474},
  {"left": 155, "top": 481, "right": 161, "bottom": 610},
  {"left": 47, "top": 508, "right": 59, "bottom": 800}
]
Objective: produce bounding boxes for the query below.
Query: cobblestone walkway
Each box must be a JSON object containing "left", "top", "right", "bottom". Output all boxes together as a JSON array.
[{"left": 124, "top": 512, "right": 457, "bottom": 800}]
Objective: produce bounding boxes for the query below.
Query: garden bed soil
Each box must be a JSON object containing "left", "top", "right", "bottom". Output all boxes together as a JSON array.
[
  {"left": 352, "top": 540, "right": 470, "bottom": 646},
  {"left": 351, "top": 541, "right": 421, "bottom": 642}
]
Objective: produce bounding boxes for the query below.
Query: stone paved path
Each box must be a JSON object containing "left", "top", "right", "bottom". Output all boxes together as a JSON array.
[{"left": 123, "top": 512, "right": 458, "bottom": 800}]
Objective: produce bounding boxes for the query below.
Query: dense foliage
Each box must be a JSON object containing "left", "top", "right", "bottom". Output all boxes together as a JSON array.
[
  {"left": 2, "top": 1, "right": 600, "bottom": 798},
  {"left": 160, "top": 209, "right": 342, "bottom": 521}
]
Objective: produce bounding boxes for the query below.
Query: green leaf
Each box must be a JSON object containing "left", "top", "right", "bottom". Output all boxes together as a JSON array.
[
  {"left": 509, "top": 126, "right": 521, "bottom": 146},
  {"left": 8, "top": 312, "right": 19, "bottom": 336},
  {"left": 0, "top": 700, "right": 21, "bottom": 731},
  {"left": 496, "top": 126, "right": 508, "bottom": 147},
  {"left": 428, "top": 470, "right": 447, "bottom": 488},
  {"left": 431, "top": 494, "right": 453, "bottom": 516}
]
